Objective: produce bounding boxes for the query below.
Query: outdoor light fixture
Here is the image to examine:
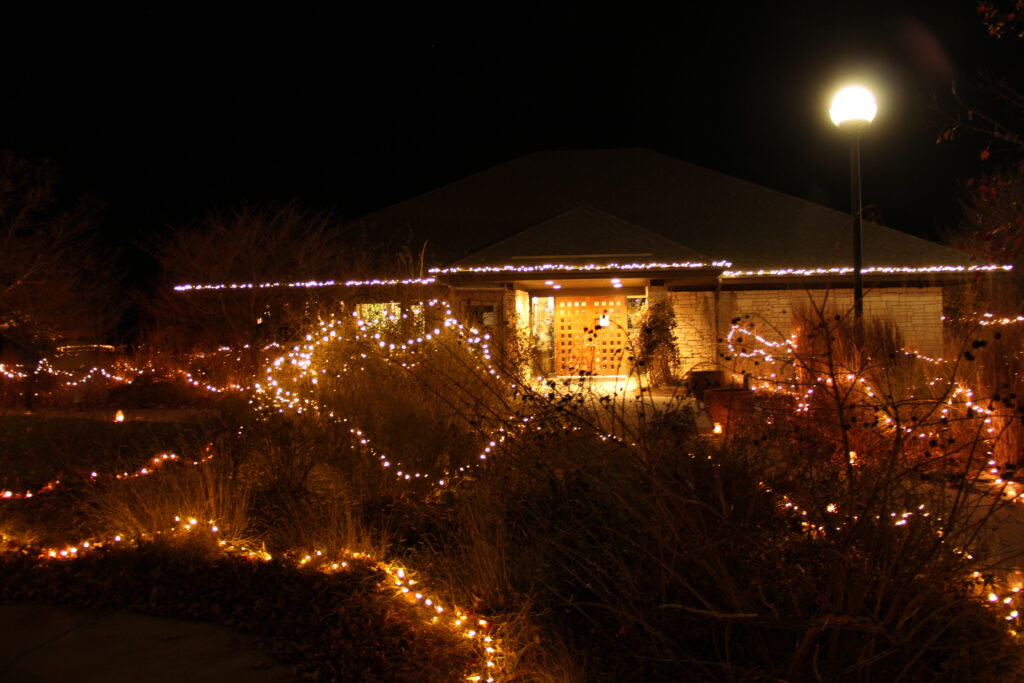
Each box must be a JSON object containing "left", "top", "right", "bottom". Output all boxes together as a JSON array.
[
  {"left": 830, "top": 84, "right": 876, "bottom": 322},
  {"left": 829, "top": 86, "right": 877, "bottom": 128}
]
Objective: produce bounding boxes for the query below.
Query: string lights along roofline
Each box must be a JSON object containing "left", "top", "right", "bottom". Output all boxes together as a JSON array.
[
  {"left": 172, "top": 263, "right": 1012, "bottom": 292},
  {"left": 721, "top": 264, "right": 1013, "bottom": 278},
  {"left": 408, "top": 261, "right": 1012, "bottom": 278},
  {"left": 174, "top": 277, "right": 437, "bottom": 292},
  {"left": 428, "top": 260, "right": 732, "bottom": 275}
]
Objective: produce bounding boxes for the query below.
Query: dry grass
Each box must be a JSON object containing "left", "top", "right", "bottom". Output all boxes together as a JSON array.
[
  {"left": 85, "top": 455, "right": 252, "bottom": 543},
  {"left": 259, "top": 314, "right": 517, "bottom": 482}
]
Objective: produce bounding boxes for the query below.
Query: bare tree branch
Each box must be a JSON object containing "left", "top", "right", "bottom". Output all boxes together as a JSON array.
[
  {"left": 0, "top": 152, "right": 119, "bottom": 355},
  {"left": 146, "top": 204, "right": 393, "bottom": 358}
]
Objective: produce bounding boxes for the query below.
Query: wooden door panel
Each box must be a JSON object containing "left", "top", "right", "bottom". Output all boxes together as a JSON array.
[{"left": 554, "top": 296, "right": 628, "bottom": 376}]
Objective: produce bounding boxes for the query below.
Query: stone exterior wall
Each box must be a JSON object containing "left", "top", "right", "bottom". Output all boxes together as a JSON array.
[
  {"left": 669, "top": 286, "right": 946, "bottom": 371},
  {"left": 669, "top": 291, "right": 719, "bottom": 372}
]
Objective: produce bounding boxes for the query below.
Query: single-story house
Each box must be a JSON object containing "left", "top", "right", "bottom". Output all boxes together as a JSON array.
[
  {"left": 175, "top": 148, "right": 1008, "bottom": 379},
  {"left": 352, "top": 148, "right": 1006, "bottom": 377}
]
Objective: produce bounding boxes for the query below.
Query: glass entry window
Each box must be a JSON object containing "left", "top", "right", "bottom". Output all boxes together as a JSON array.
[
  {"left": 554, "top": 296, "right": 628, "bottom": 376},
  {"left": 531, "top": 296, "right": 555, "bottom": 376}
]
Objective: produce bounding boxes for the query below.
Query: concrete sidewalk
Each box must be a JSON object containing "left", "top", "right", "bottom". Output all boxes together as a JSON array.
[{"left": 0, "top": 605, "right": 296, "bottom": 682}]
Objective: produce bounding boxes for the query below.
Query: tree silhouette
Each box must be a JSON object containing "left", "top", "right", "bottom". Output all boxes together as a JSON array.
[
  {"left": 148, "top": 204, "right": 388, "bottom": 365},
  {"left": 0, "top": 152, "right": 119, "bottom": 409},
  {"left": 939, "top": 3, "right": 1024, "bottom": 312}
]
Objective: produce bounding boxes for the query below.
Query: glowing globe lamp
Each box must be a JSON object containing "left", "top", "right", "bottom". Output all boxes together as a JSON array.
[{"left": 829, "top": 86, "right": 877, "bottom": 128}]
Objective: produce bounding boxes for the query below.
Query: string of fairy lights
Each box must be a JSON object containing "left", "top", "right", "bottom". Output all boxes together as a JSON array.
[
  {"left": 1, "top": 300, "right": 513, "bottom": 680},
  {"left": 723, "top": 317, "right": 1022, "bottom": 504},
  {"left": 166, "top": 261, "right": 1010, "bottom": 287},
  {"left": 772, "top": 487, "right": 1024, "bottom": 628},
  {"left": 0, "top": 450, "right": 213, "bottom": 501},
  {"left": 251, "top": 298, "right": 525, "bottom": 489},
  {"left": 3, "top": 299, "right": 1021, "bottom": 500},
  {"left": 0, "top": 298, "right": 636, "bottom": 675},
  {"left": 720, "top": 263, "right": 1013, "bottom": 278},
  {"left": 428, "top": 260, "right": 730, "bottom": 275},
  {"left": 0, "top": 350, "right": 252, "bottom": 399},
  {"left": 3, "top": 302, "right": 510, "bottom": 673},
  {"left": 0, "top": 300, "right": 517, "bottom": 496},
  {"left": 173, "top": 276, "right": 438, "bottom": 292},
  {"left": 5, "top": 295, "right": 1024, "bottom": 671},
  {"left": 720, "top": 306, "right": 1024, "bottom": 637}
]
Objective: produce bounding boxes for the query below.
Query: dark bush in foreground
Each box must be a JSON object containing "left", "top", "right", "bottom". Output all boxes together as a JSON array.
[{"left": 418, "top": 411, "right": 1024, "bottom": 682}]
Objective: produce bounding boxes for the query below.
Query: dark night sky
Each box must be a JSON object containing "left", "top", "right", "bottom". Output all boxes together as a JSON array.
[{"left": 1, "top": 2, "right": 1020, "bottom": 277}]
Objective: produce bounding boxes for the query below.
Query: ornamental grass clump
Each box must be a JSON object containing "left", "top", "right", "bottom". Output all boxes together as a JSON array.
[
  {"left": 721, "top": 300, "right": 1019, "bottom": 480},
  {"left": 254, "top": 308, "right": 519, "bottom": 486},
  {"left": 84, "top": 450, "right": 252, "bottom": 545}
]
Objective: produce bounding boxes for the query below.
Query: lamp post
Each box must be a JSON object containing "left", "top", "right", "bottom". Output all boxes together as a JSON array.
[{"left": 829, "top": 85, "right": 877, "bottom": 322}]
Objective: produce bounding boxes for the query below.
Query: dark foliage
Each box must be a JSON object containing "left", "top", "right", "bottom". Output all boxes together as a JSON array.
[
  {"left": 0, "top": 539, "right": 471, "bottom": 682},
  {"left": 635, "top": 299, "right": 679, "bottom": 385}
]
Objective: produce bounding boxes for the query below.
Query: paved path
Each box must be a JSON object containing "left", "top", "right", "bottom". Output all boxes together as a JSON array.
[
  {"left": 975, "top": 492, "right": 1024, "bottom": 582},
  {"left": 0, "top": 605, "right": 297, "bottom": 682}
]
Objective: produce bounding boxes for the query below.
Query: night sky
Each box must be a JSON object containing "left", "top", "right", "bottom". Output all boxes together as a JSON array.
[{"left": 1, "top": 2, "right": 1019, "bottom": 276}]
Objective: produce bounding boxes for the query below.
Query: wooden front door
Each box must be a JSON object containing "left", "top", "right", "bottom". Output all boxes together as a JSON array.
[{"left": 554, "top": 295, "right": 628, "bottom": 376}]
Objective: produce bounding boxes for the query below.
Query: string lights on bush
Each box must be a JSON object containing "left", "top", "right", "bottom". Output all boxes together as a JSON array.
[
  {"left": 253, "top": 299, "right": 522, "bottom": 488},
  {"left": 725, "top": 318, "right": 1019, "bottom": 502},
  {"left": 0, "top": 449, "right": 214, "bottom": 501}
]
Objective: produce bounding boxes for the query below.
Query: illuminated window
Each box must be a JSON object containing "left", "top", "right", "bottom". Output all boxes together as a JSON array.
[
  {"left": 357, "top": 302, "right": 401, "bottom": 324},
  {"left": 627, "top": 296, "right": 646, "bottom": 330},
  {"left": 467, "top": 303, "right": 496, "bottom": 328}
]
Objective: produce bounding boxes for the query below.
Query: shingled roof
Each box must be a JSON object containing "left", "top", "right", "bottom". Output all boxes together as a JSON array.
[
  {"left": 452, "top": 204, "right": 707, "bottom": 266},
  {"left": 356, "top": 147, "right": 969, "bottom": 270}
]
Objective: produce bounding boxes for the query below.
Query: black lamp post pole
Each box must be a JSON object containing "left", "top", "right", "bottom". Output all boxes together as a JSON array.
[{"left": 849, "top": 130, "right": 864, "bottom": 322}]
